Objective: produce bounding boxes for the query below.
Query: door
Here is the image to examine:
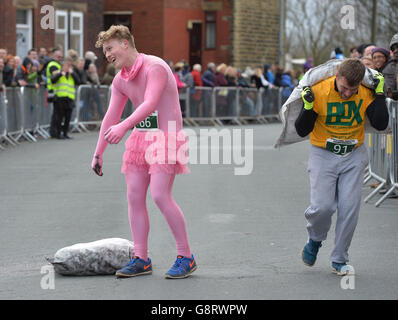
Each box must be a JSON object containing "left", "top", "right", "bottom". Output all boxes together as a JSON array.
[{"left": 189, "top": 23, "right": 202, "bottom": 67}]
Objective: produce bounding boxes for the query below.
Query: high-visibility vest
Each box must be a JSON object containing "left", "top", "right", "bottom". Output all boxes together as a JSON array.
[
  {"left": 53, "top": 74, "right": 76, "bottom": 100},
  {"left": 46, "top": 60, "right": 61, "bottom": 91}
]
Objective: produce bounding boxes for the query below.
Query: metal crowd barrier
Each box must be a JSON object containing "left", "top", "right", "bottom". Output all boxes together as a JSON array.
[
  {"left": 181, "top": 86, "right": 282, "bottom": 127},
  {"left": 1, "top": 84, "right": 284, "bottom": 149},
  {"left": 364, "top": 98, "right": 398, "bottom": 207}
]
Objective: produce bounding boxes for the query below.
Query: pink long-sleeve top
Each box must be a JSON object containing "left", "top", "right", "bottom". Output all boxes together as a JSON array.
[{"left": 94, "top": 53, "right": 184, "bottom": 157}]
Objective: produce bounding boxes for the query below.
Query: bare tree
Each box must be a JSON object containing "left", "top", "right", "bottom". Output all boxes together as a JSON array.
[
  {"left": 285, "top": 0, "right": 398, "bottom": 65},
  {"left": 286, "top": 0, "right": 343, "bottom": 64}
]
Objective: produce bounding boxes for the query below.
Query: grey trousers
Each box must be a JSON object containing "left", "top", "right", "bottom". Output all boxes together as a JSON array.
[{"left": 304, "top": 144, "right": 369, "bottom": 263}]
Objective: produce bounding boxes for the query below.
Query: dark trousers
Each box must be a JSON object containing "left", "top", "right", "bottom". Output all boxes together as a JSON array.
[{"left": 50, "top": 97, "right": 74, "bottom": 138}]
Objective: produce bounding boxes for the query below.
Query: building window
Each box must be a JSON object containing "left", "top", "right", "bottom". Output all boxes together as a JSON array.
[
  {"left": 16, "top": 9, "right": 33, "bottom": 58},
  {"left": 205, "top": 12, "right": 216, "bottom": 50},
  {"left": 70, "top": 11, "right": 84, "bottom": 56},
  {"left": 104, "top": 13, "right": 132, "bottom": 32},
  {"left": 55, "top": 10, "right": 68, "bottom": 54},
  {"left": 55, "top": 10, "right": 84, "bottom": 56}
]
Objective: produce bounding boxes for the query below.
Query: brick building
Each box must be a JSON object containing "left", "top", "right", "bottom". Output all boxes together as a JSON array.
[
  {"left": 0, "top": 0, "right": 281, "bottom": 72},
  {"left": 103, "top": 0, "right": 233, "bottom": 69},
  {"left": 0, "top": 0, "right": 104, "bottom": 60},
  {"left": 104, "top": 0, "right": 281, "bottom": 70},
  {"left": 231, "top": 0, "right": 282, "bottom": 68}
]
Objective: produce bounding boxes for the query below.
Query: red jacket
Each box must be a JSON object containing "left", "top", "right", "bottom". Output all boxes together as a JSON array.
[{"left": 191, "top": 70, "right": 203, "bottom": 87}]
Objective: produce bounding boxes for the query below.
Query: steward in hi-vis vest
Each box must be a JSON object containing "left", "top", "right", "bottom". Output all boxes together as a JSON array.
[
  {"left": 46, "top": 59, "right": 61, "bottom": 102},
  {"left": 294, "top": 58, "right": 389, "bottom": 276},
  {"left": 49, "top": 56, "right": 80, "bottom": 139}
]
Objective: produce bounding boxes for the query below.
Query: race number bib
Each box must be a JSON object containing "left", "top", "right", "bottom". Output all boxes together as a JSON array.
[
  {"left": 136, "top": 111, "right": 159, "bottom": 131},
  {"left": 325, "top": 138, "right": 357, "bottom": 156}
]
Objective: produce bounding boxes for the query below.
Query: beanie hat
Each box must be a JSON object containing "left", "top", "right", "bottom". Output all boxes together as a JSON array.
[{"left": 371, "top": 47, "right": 390, "bottom": 59}]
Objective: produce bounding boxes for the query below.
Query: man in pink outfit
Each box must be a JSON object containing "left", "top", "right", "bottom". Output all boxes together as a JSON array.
[{"left": 91, "top": 25, "right": 197, "bottom": 279}]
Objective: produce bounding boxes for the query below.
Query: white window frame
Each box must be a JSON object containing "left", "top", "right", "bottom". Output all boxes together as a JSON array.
[
  {"left": 55, "top": 10, "right": 68, "bottom": 55},
  {"left": 70, "top": 11, "right": 84, "bottom": 57},
  {"left": 16, "top": 9, "right": 32, "bottom": 57}
]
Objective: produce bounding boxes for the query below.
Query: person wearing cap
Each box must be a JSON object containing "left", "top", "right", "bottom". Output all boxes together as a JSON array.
[
  {"left": 383, "top": 33, "right": 398, "bottom": 100},
  {"left": 371, "top": 47, "right": 390, "bottom": 73},
  {"left": 50, "top": 56, "right": 81, "bottom": 139}
]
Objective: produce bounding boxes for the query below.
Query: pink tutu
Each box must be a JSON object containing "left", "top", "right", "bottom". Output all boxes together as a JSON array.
[{"left": 121, "top": 129, "right": 190, "bottom": 175}]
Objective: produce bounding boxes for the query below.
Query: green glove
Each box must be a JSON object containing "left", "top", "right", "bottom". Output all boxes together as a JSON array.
[
  {"left": 301, "top": 86, "right": 314, "bottom": 110},
  {"left": 373, "top": 72, "right": 385, "bottom": 94}
]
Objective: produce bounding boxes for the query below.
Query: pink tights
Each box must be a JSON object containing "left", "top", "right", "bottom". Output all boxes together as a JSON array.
[{"left": 125, "top": 170, "right": 191, "bottom": 261}]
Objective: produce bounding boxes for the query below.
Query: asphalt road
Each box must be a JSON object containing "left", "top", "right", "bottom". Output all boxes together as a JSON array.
[{"left": 0, "top": 123, "right": 397, "bottom": 300}]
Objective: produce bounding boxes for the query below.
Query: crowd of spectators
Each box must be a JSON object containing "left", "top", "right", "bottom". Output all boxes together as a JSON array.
[
  {"left": 0, "top": 46, "right": 116, "bottom": 93},
  {"left": 169, "top": 59, "right": 297, "bottom": 99},
  {"left": 1, "top": 32, "right": 397, "bottom": 113},
  {"left": 337, "top": 34, "right": 398, "bottom": 100}
]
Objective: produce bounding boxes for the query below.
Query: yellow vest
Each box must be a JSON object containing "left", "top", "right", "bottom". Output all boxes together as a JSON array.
[
  {"left": 46, "top": 60, "right": 61, "bottom": 91},
  {"left": 310, "top": 76, "right": 375, "bottom": 148},
  {"left": 53, "top": 74, "right": 76, "bottom": 100}
]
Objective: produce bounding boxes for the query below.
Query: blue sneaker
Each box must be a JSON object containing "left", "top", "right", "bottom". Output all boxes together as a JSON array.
[
  {"left": 331, "top": 262, "right": 355, "bottom": 276},
  {"left": 301, "top": 239, "right": 322, "bottom": 266},
  {"left": 115, "top": 256, "right": 152, "bottom": 278},
  {"left": 165, "top": 254, "right": 197, "bottom": 279}
]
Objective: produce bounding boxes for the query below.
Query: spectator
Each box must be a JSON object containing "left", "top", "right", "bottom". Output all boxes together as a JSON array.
[
  {"left": 173, "top": 62, "right": 186, "bottom": 91},
  {"left": 0, "top": 48, "right": 7, "bottom": 62},
  {"left": 191, "top": 64, "right": 202, "bottom": 87},
  {"left": 361, "top": 56, "right": 375, "bottom": 69},
  {"left": 214, "top": 63, "right": 228, "bottom": 86},
  {"left": 201, "top": 62, "right": 215, "bottom": 116},
  {"left": 44, "top": 48, "right": 63, "bottom": 86},
  {"left": 225, "top": 66, "right": 238, "bottom": 116},
  {"left": 87, "top": 63, "right": 101, "bottom": 86},
  {"left": 237, "top": 68, "right": 250, "bottom": 88},
  {"left": 273, "top": 66, "right": 283, "bottom": 87},
  {"left": 86, "top": 63, "right": 104, "bottom": 120},
  {"left": 363, "top": 45, "right": 376, "bottom": 58},
  {"left": 27, "top": 49, "right": 38, "bottom": 62},
  {"left": 237, "top": 68, "right": 256, "bottom": 116},
  {"left": 0, "top": 58, "right": 5, "bottom": 92},
  {"left": 45, "top": 47, "right": 64, "bottom": 133},
  {"left": 75, "top": 57, "right": 87, "bottom": 84},
  {"left": 181, "top": 62, "right": 194, "bottom": 90},
  {"left": 50, "top": 56, "right": 80, "bottom": 139},
  {"left": 84, "top": 51, "right": 98, "bottom": 71},
  {"left": 3, "top": 55, "right": 18, "bottom": 87},
  {"left": 281, "top": 69, "right": 295, "bottom": 103},
  {"left": 67, "top": 49, "right": 83, "bottom": 84},
  {"left": 14, "top": 56, "right": 22, "bottom": 69},
  {"left": 299, "top": 60, "right": 313, "bottom": 81},
  {"left": 38, "top": 47, "right": 50, "bottom": 66},
  {"left": 102, "top": 63, "right": 116, "bottom": 85},
  {"left": 330, "top": 47, "right": 344, "bottom": 60},
  {"left": 225, "top": 66, "right": 237, "bottom": 86},
  {"left": 214, "top": 63, "right": 228, "bottom": 116},
  {"left": 337, "top": 47, "right": 344, "bottom": 60},
  {"left": 357, "top": 43, "right": 373, "bottom": 58},
  {"left": 190, "top": 64, "right": 203, "bottom": 117},
  {"left": 263, "top": 64, "right": 275, "bottom": 85},
  {"left": 241, "top": 66, "right": 254, "bottom": 84},
  {"left": 383, "top": 33, "right": 398, "bottom": 100},
  {"left": 15, "top": 57, "right": 39, "bottom": 88},
  {"left": 350, "top": 46, "right": 360, "bottom": 58},
  {"left": 371, "top": 47, "right": 390, "bottom": 73},
  {"left": 173, "top": 62, "right": 188, "bottom": 116},
  {"left": 251, "top": 67, "right": 268, "bottom": 89},
  {"left": 202, "top": 62, "right": 215, "bottom": 87}
]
